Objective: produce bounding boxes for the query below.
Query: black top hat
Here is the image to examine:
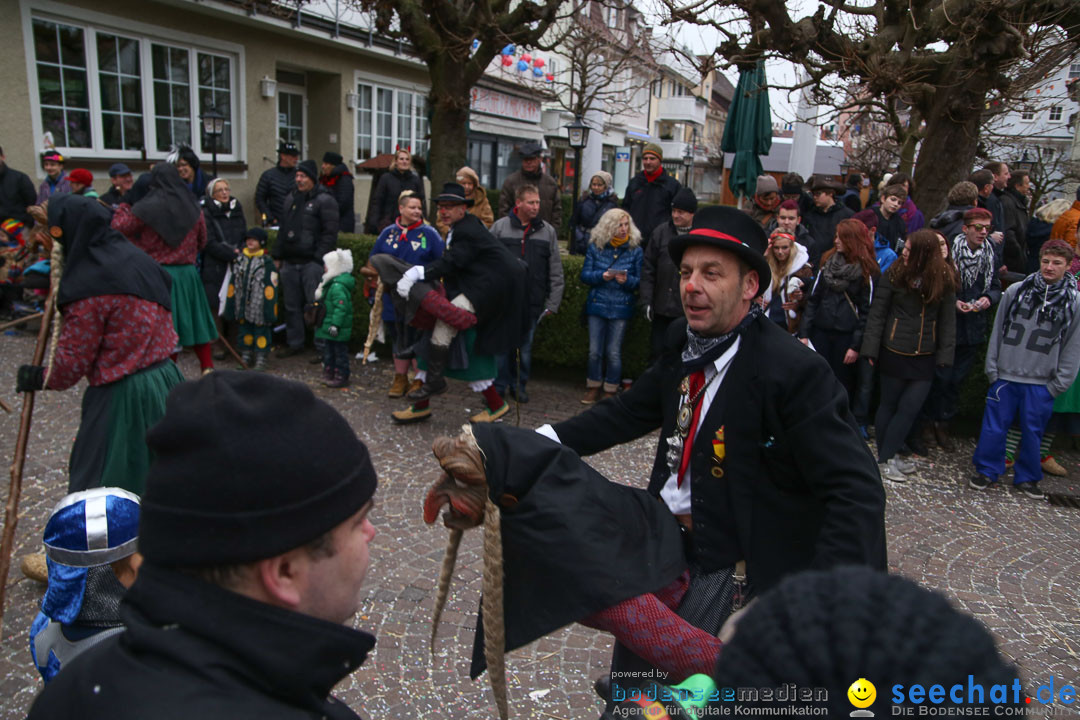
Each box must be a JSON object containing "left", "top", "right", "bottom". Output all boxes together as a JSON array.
[
  {"left": 433, "top": 182, "right": 474, "bottom": 207},
  {"left": 278, "top": 141, "right": 299, "bottom": 156},
  {"left": 668, "top": 206, "right": 770, "bottom": 297}
]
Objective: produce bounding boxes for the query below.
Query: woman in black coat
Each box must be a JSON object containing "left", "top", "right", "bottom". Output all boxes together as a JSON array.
[
  {"left": 569, "top": 171, "right": 618, "bottom": 255},
  {"left": 201, "top": 178, "right": 246, "bottom": 357},
  {"left": 861, "top": 229, "right": 956, "bottom": 482},
  {"left": 798, "top": 218, "right": 880, "bottom": 403},
  {"left": 364, "top": 149, "right": 425, "bottom": 234}
]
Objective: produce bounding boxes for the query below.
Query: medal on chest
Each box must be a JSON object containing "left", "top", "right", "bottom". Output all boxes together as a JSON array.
[{"left": 666, "top": 374, "right": 715, "bottom": 476}]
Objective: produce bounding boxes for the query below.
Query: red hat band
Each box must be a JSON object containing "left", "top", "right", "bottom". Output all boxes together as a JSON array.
[{"left": 688, "top": 228, "right": 747, "bottom": 247}]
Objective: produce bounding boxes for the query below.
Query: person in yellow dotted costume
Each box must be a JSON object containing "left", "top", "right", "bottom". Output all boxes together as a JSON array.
[{"left": 224, "top": 227, "right": 279, "bottom": 371}]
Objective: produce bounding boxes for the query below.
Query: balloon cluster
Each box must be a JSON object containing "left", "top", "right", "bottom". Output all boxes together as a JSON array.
[{"left": 499, "top": 45, "right": 553, "bottom": 81}]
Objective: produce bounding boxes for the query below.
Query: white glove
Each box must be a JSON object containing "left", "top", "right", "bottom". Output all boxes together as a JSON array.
[
  {"left": 396, "top": 265, "right": 425, "bottom": 298},
  {"left": 645, "top": 305, "right": 653, "bottom": 321}
]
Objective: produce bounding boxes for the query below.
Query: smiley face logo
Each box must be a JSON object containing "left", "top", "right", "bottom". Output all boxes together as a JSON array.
[{"left": 847, "top": 678, "right": 876, "bottom": 709}]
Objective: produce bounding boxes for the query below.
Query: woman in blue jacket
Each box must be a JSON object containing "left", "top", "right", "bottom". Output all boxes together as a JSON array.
[{"left": 580, "top": 208, "right": 642, "bottom": 404}]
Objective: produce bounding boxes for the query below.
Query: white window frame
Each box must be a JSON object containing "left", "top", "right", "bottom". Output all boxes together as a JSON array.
[
  {"left": 353, "top": 71, "right": 430, "bottom": 162},
  {"left": 1021, "top": 107, "right": 1034, "bottom": 121},
  {"left": 22, "top": 1, "right": 245, "bottom": 162},
  {"left": 1049, "top": 105, "right": 1062, "bottom": 122},
  {"left": 1070, "top": 62, "right": 1080, "bottom": 80}
]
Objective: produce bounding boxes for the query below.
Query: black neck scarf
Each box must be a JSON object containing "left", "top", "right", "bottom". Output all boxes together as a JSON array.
[
  {"left": 132, "top": 164, "right": 201, "bottom": 248},
  {"left": 682, "top": 303, "right": 762, "bottom": 373}
]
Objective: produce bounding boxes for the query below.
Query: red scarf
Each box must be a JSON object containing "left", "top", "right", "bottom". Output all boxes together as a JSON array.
[
  {"left": 395, "top": 217, "right": 423, "bottom": 232},
  {"left": 644, "top": 166, "right": 663, "bottom": 183}
]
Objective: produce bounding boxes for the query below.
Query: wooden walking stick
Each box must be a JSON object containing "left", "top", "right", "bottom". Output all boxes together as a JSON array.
[
  {"left": 0, "top": 312, "right": 44, "bottom": 333},
  {"left": 0, "top": 291, "right": 55, "bottom": 635}
]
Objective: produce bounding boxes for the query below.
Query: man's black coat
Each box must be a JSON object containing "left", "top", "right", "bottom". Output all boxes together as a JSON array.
[
  {"left": 423, "top": 213, "right": 528, "bottom": 356},
  {"left": 27, "top": 564, "right": 374, "bottom": 720},
  {"left": 552, "top": 314, "right": 887, "bottom": 594}
]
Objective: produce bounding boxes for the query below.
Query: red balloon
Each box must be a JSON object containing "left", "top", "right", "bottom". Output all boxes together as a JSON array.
[
  {"left": 502, "top": 55, "right": 513, "bottom": 67},
  {"left": 522, "top": 53, "right": 532, "bottom": 63},
  {"left": 545, "top": 73, "right": 554, "bottom": 81},
  {"left": 534, "top": 58, "right": 545, "bottom": 68}
]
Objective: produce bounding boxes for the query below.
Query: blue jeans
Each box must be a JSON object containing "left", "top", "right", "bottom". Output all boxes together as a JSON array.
[
  {"left": 322, "top": 339, "right": 350, "bottom": 380},
  {"left": 587, "top": 315, "right": 628, "bottom": 390},
  {"left": 495, "top": 320, "right": 537, "bottom": 394},
  {"left": 973, "top": 380, "right": 1055, "bottom": 485}
]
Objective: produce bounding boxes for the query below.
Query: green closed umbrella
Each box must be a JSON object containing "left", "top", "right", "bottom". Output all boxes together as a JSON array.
[{"left": 721, "top": 60, "right": 772, "bottom": 201}]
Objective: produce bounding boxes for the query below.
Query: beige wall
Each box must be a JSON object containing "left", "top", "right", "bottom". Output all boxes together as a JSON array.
[{"left": 4, "top": 0, "right": 428, "bottom": 226}]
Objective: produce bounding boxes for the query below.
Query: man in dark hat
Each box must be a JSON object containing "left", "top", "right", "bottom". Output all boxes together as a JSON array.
[
  {"left": 802, "top": 175, "right": 854, "bottom": 267},
  {"left": 387, "top": 182, "right": 526, "bottom": 424},
  {"left": 272, "top": 160, "right": 339, "bottom": 359},
  {"left": 255, "top": 141, "right": 299, "bottom": 227},
  {"left": 320, "top": 150, "right": 355, "bottom": 233},
  {"left": 99, "top": 163, "right": 134, "bottom": 207},
  {"left": 537, "top": 205, "right": 885, "bottom": 705},
  {"left": 27, "top": 372, "right": 380, "bottom": 719},
  {"left": 498, "top": 141, "right": 561, "bottom": 228},
  {"left": 622, "top": 143, "right": 683, "bottom": 247}
]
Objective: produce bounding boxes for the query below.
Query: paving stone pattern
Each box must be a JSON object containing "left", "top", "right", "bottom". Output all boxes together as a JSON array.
[{"left": 2, "top": 330, "right": 1079, "bottom": 719}]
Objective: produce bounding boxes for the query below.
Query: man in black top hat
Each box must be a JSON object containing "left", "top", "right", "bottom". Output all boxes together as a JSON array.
[
  {"left": 498, "top": 141, "right": 561, "bottom": 228},
  {"left": 320, "top": 151, "right": 355, "bottom": 233},
  {"left": 255, "top": 141, "right": 300, "bottom": 226},
  {"left": 387, "top": 182, "right": 526, "bottom": 424},
  {"left": 27, "top": 371, "right": 380, "bottom": 719},
  {"left": 536, "top": 205, "right": 885, "bottom": 702}
]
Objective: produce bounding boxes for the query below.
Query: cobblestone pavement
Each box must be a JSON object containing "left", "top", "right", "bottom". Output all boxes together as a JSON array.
[{"left": 2, "top": 328, "right": 1080, "bottom": 719}]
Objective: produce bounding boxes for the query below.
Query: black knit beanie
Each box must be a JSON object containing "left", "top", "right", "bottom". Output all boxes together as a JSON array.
[
  {"left": 296, "top": 160, "right": 319, "bottom": 182},
  {"left": 672, "top": 187, "right": 698, "bottom": 213},
  {"left": 711, "top": 567, "right": 1019, "bottom": 715},
  {"left": 139, "top": 372, "right": 377, "bottom": 566},
  {"left": 323, "top": 151, "right": 344, "bottom": 166}
]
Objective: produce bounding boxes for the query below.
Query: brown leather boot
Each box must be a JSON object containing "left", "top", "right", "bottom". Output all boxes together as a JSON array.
[
  {"left": 432, "top": 428, "right": 486, "bottom": 486},
  {"left": 388, "top": 373, "right": 409, "bottom": 398},
  {"left": 407, "top": 378, "right": 423, "bottom": 395}
]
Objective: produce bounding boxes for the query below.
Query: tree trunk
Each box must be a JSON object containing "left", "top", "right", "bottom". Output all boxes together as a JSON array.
[
  {"left": 426, "top": 61, "right": 472, "bottom": 215},
  {"left": 911, "top": 74, "right": 992, "bottom": 218}
]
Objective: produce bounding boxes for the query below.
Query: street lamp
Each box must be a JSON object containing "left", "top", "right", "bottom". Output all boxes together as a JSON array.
[
  {"left": 1014, "top": 150, "right": 1034, "bottom": 172},
  {"left": 199, "top": 107, "right": 226, "bottom": 178},
  {"left": 565, "top": 116, "right": 590, "bottom": 222},
  {"left": 682, "top": 145, "right": 694, "bottom": 189}
]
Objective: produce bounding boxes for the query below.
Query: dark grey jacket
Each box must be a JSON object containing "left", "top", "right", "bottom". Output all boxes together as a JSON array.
[
  {"left": 860, "top": 272, "right": 956, "bottom": 366},
  {"left": 490, "top": 211, "right": 564, "bottom": 322},
  {"left": 254, "top": 164, "right": 297, "bottom": 226},
  {"left": 273, "top": 186, "right": 339, "bottom": 263},
  {"left": 640, "top": 221, "right": 683, "bottom": 318},
  {"left": 1000, "top": 188, "right": 1030, "bottom": 274},
  {"left": 0, "top": 164, "right": 36, "bottom": 226}
]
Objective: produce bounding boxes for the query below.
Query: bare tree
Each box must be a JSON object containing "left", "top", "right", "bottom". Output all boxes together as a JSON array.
[
  {"left": 338, "top": 0, "right": 575, "bottom": 190},
  {"left": 659, "top": 0, "right": 1080, "bottom": 215}
]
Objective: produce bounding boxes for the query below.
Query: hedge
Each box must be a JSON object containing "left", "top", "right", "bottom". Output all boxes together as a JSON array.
[{"left": 270, "top": 230, "right": 993, "bottom": 423}]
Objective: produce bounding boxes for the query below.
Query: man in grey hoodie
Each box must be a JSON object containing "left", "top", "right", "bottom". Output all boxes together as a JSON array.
[{"left": 971, "top": 239, "right": 1080, "bottom": 498}]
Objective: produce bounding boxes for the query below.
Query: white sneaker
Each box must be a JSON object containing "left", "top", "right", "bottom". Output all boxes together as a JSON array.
[
  {"left": 879, "top": 459, "right": 908, "bottom": 483},
  {"left": 895, "top": 457, "right": 916, "bottom": 474}
]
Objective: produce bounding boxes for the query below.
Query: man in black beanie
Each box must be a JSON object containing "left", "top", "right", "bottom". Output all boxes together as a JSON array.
[
  {"left": 28, "top": 372, "right": 379, "bottom": 720},
  {"left": 641, "top": 186, "right": 697, "bottom": 362},
  {"left": 273, "top": 159, "right": 339, "bottom": 359}
]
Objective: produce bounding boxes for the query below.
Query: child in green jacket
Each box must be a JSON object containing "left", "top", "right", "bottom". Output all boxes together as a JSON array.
[{"left": 315, "top": 248, "right": 355, "bottom": 387}]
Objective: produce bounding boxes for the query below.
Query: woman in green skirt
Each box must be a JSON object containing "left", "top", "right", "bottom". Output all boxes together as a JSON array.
[
  {"left": 16, "top": 194, "right": 185, "bottom": 495},
  {"left": 112, "top": 163, "right": 218, "bottom": 373}
]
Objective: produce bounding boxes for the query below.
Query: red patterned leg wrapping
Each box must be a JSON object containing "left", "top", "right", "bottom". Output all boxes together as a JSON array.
[
  {"left": 419, "top": 290, "right": 477, "bottom": 331},
  {"left": 580, "top": 572, "right": 721, "bottom": 683}
]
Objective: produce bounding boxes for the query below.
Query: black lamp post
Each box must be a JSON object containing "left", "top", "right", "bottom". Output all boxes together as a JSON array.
[
  {"left": 682, "top": 145, "right": 694, "bottom": 190},
  {"left": 566, "top": 116, "right": 590, "bottom": 223},
  {"left": 199, "top": 107, "right": 226, "bottom": 178}
]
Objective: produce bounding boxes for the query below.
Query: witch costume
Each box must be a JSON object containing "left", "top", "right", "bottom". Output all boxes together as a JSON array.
[
  {"left": 15, "top": 194, "right": 184, "bottom": 495},
  {"left": 29, "top": 488, "right": 140, "bottom": 683},
  {"left": 112, "top": 163, "right": 218, "bottom": 371}
]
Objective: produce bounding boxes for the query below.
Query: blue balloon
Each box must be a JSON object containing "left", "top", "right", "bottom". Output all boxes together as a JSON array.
[
  {"left": 502, "top": 44, "right": 515, "bottom": 55},
  {"left": 472, "top": 39, "right": 480, "bottom": 51},
  {"left": 517, "top": 60, "right": 528, "bottom": 71},
  {"left": 533, "top": 67, "right": 544, "bottom": 77}
]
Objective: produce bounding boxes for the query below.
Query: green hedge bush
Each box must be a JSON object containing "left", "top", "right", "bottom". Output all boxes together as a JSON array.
[{"left": 273, "top": 230, "right": 992, "bottom": 422}]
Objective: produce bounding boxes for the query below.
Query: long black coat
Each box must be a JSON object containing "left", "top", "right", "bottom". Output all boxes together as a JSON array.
[
  {"left": 27, "top": 564, "right": 374, "bottom": 720},
  {"left": 1000, "top": 188, "right": 1029, "bottom": 274},
  {"left": 0, "top": 164, "right": 36, "bottom": 226},
  {"left": 423, "top": 213, "right": 527, "bottom": 355},
  {"left": 365, "top": 168, "right": 425, "bottom": 234},
  {"left": 640, "top": 221, "right": 683, "bottom": 318},
  {"left": 200, "top": 197, "right": 246, "bottom": 310},
  {"left": 254, "top": 163, "right": 297, "bottom": 226},
  {"left": 321, "top": 164, "right": 355, "bottom": 234},
  {"left": 552, "top": 314, "right": 886, "bottom": 594}
]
